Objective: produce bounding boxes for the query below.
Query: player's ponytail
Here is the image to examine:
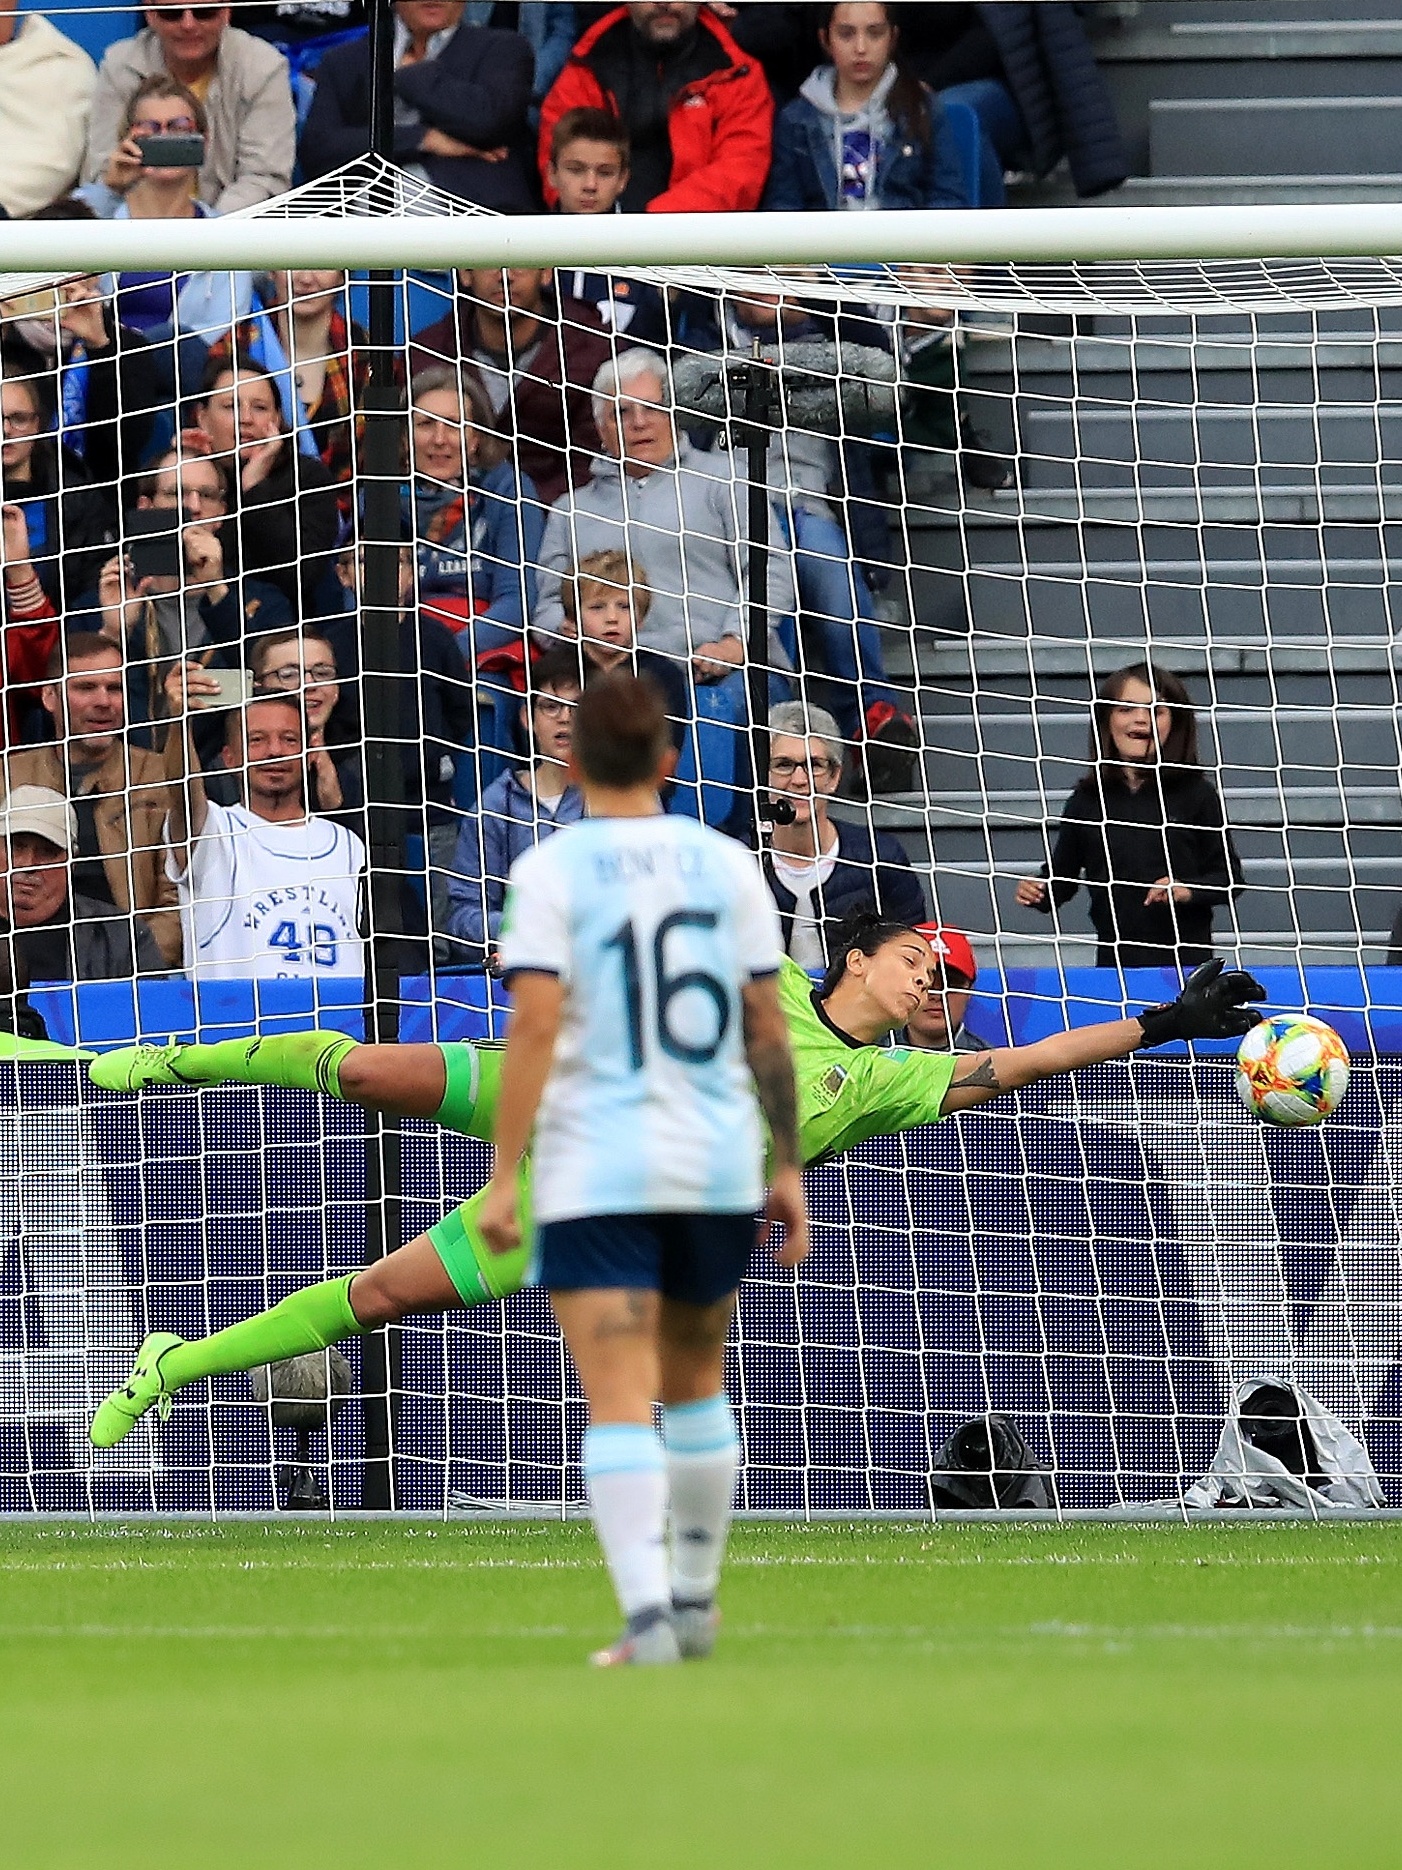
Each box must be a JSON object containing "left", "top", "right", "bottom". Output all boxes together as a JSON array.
[{"left": 819, "top": 907, "right": 917, "bottom": 999}]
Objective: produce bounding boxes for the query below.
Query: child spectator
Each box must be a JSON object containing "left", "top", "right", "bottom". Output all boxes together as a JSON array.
[
  {"left": 1015, "top": 662, "right": 1245, "bottom": 970},
  {"left": 83, "top": 5, "right": 295, "bottom": 216},
  {"left": 764, "top": 2, "right": 968, "bottom": 214},
  {"left": 561, "top": 546, "right": 687, "bottom": 729},
  {"left": 0, "top": 0, "right": 97, "bottom": 219},
  {"left": 443, "top": 643, "right": 584, "bottom": 959},
  {"left": 902, "top": 921, "right": 992, "bottom": 1054},
  {"left": 547, "top": 107, "right": 667, "bottom": 343},
  {"left": 540, "top": 3, "right": 774, "bottom": 214}
]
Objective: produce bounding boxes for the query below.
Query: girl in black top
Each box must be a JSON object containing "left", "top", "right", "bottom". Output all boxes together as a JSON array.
[{"left": 1015, "top": 661, "right": 1244, "bottom": 969}]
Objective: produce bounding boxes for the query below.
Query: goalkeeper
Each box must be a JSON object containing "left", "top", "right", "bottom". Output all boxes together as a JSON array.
[{"left": 86, "top": 920, "right": 1263, "bottom": 1446}]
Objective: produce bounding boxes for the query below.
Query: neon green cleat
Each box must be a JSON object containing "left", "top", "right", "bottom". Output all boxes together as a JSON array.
[
  {"left": 89, "top": 1043, "right": 200, "bottom": 1093},
  {"left": 90, "top": 1332, "right": 184, "bottom": 1447}
]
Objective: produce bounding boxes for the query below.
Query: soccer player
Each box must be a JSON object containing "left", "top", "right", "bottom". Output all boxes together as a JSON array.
[
  {"left": 474, "top": 673, "right": 805, "bottom": 1665},
  {"left": 84, "top": 912, "right": 1263, "bottom": 1451}
]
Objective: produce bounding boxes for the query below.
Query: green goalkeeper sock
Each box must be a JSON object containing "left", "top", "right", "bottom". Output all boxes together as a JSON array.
[
  {"left": 171, "top": 1032, "right": 359, "bottom": 1098},
  {"left": 158, "top": 1275, "right": 364, "bottom": 1393}
]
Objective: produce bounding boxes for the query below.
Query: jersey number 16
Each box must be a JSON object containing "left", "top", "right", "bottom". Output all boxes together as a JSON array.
[{"left": 605, "top": 911, "right": 731, "bottom": 1069}]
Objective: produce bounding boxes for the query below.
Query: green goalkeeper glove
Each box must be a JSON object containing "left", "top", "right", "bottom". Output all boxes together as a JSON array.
[{"left": 1136, "top": 958, "right": 1266, "bottom": 1049}]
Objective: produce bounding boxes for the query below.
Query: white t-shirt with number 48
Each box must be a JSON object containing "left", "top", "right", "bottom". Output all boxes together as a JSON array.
[
  {"left": 167, "top": 801, "right": 366, "bottom": 980},
  {"left": 497, "top": 812, "right": 783, "bottom": 1226}
]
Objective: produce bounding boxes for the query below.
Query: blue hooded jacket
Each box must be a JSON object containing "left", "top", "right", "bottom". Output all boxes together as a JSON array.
[{"left": 765, "top": 63, "right": 969, "bottom": 212}]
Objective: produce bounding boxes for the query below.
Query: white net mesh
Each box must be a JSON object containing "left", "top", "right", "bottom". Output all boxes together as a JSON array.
[{"left": 2, "top": 158, "right": 1401, "bottom": 1513}]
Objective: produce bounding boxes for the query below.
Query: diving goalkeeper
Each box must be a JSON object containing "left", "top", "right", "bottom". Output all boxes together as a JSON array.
[{"left": 86, "top": 923, "right": 1264, "bottom": 1446}]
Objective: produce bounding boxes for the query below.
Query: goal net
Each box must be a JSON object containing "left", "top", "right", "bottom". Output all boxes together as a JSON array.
[{"left": 3, "top": 159, "right": 1401, "bottom": 1514}]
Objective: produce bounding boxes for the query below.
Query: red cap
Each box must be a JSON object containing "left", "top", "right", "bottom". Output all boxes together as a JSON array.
[{"left": 915, "top": 922, "right": 977, "bottom": 984}]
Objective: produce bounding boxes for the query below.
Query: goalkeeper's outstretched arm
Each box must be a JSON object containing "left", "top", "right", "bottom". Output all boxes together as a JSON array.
[{"left": 940, "top": 959, "right": 1265, "bottom": 1115}]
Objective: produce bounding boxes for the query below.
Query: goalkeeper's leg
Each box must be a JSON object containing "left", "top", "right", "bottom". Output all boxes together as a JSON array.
[
  {"left": 88, "top": 1032, "right": 499, "bottom": 1139},
  {"left": 89, "top": 1167, "right": 533, "bottom": 1448}
]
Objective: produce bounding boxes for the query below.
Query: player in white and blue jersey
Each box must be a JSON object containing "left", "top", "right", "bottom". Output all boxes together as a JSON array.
[{"left": 478, "top": 672, "right": 808, "bottom": 1668}]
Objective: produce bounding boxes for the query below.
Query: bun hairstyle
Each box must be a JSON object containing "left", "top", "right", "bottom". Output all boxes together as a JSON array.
[
  {"left": 818, "top": 2, "right": 932, "bottom": 146},
  {"left": 819, "top": 906, "right": 919, "bottom": 998}
]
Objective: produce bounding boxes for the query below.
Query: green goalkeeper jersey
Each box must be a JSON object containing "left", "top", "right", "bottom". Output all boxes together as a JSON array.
[
  {"left": 433, "top": 958, "right": 959, "bottom": 1167},
  {"left": 776, "top": 958, "right": 958, "bottom": 1166}
]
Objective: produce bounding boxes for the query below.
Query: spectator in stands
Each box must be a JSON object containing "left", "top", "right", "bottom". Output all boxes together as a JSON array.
[
  {"left": 0, "top": 784, "right": 165, "bottom": 981},
  {"left": 404, "top": 365, "right": 542, "bottom": 644},
  {"left": 301, "top": 0, "right": 537, "bottom": 211},
  {"left": 533, "top": 347, "right": 794, "bottom": 689},
  {"left": 764, "top": 3, "right": 968, "bottom": 214},
  {"left": 902, "top": 920, "right": 992, "bottom": 1053},
  {"left": 206, "top": 271, "right": 369, "bottom": 497},
  {"left": 539, "top": 2, "right": 773, "bottom": 213},
  {"left": 443, "top": 643, "right": 583, "bottom": 958},
  {"left": 562, "top": 547, "right": 687, "bottom": 732},
  {"left": 900, "top": 4, "right": 1126, "bottom": 204},
  {"left": 79, "top": 449, "right": 293, "bottom": 739},
  {"left": 763, "top": 700, "right": 924, "bottom": 968},
  {"left": 546, "top": 108, "right": 668, "bottom": 343},
  {"left": 1, "top": 268, "right": 169, "bottom": 517},
  {"left": 182, "top": 356, "right": 341, "bottom": 613},
  {"left": 0, "top": 355, "right": 111, "bottom": 626},
  {"left": 464, "top": 2, "right": 578, "bottom": 114},
  {"left": 0, "top": 0, "right": 97, "bottom": 219},
  {"left": 162, "top": 668, "right": 366, "bottom": 979},
  {"left": 1014, "top": 662, "right": 1244, "bottom": 970},
  {"left": 83, "top": 6, "right": 296, "bottom": 215},
  {"left": 409, "top": 267, "right": 610, "bottom": 508},
  {"left": 79, "top": 79, "right": 262, "bottom": 345},
  {"left": 7, "top": 633, "right": 181, "bottom": 967}
]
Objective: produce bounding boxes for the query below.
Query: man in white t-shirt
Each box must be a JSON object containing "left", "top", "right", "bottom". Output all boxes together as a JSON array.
[
  {"left": 761, "top": 700, "right": 925, "bottom": 970},
  {"left": 163, "top": 663, "right": 365, "bottom": 981}
]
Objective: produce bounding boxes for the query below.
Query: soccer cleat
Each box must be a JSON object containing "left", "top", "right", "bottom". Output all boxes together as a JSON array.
[
  {"left": 673, "top": 1602, "right": 721, "bottom": 1661},
  {"left": 589, "top": 1616, "right": 681, "bottom": 1668},
  {"left": 88, "top": 1043, "right": 201, "bottom": 1093},
  {"left": 89, "top": 1332, "right": 184, "bottom": 1447}
]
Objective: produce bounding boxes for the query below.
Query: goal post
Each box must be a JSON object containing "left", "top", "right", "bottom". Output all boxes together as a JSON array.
[{"left": 3, "top": 165, "right": 1402, "bottom": 1515}]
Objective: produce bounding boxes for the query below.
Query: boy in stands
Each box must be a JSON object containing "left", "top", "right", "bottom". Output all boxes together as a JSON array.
[{"left": 546, "top": 106, "right": 667, "bottom": 344}]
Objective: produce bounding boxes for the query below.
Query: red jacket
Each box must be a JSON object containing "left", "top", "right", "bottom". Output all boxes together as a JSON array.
[{"left": 539, "top": 5, "right": 773, "bottom": 214}]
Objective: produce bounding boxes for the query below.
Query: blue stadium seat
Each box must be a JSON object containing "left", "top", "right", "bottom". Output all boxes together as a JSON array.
[{"left": 31, "top": 0, "right": 139, "bottom": 65}]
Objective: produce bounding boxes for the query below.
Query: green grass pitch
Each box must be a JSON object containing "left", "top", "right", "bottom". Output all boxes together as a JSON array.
[{"left": 4, "top": 1518, "right": 1401, "bottom": 1869}]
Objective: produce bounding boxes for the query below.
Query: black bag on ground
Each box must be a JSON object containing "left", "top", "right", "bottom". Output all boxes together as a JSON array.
[{"left": 930, "top": 1413, "right": 1053, "bottom": 1509}]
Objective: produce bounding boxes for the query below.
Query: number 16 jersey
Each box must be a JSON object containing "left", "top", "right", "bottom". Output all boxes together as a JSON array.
[{"left": 497, "top": 813, "right": 783, "bottom": 1225}]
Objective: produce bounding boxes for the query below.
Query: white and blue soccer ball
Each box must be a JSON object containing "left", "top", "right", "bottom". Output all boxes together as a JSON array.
[{"left": 1235, "top": 1014, "right": 1350, "bottom": 1127}]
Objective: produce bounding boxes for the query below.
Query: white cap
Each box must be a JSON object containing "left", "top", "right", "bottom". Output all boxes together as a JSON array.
[{"left": 0, "top": 786, "right": 76, "bottom": 854}]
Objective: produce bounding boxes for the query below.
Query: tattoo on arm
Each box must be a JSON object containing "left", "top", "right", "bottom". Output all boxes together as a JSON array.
[
  {"left": 749, "top": 1037, "right": 801, "bottom": 1171},
  {"left": 959, "top": 1054, "right": 1002, "bottom": 1092}
]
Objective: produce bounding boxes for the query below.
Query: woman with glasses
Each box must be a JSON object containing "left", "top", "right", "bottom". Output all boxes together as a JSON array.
[
  {"left": 0, "top": 364, "right": 112, "bottom": 642},
  {"left": 77, "top": 76, "right": 257, "bottom": 344},
  {"left": 762, "top": 698, "right": 925, "bottom": 969},
  {"left": 80, "top": 5, "right": 295, "bottom": 217}
]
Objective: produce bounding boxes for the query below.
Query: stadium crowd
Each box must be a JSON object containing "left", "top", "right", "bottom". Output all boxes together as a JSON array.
[{"left": 0, "top": 0, "right": 1238, "bottom": 1026}]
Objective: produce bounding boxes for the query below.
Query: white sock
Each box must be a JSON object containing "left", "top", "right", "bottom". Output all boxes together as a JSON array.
[
  {"left": 582, "top": 1423, "right": 670, "bottom": 1623},
  {"left": 664, "top": 1393, "right": 740, "bottom": 1607}
]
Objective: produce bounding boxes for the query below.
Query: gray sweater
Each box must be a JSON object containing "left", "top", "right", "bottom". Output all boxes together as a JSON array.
[
  {"left": 532, "top": 437, "right": 796, "bottom": 667},
  {"left": 83, "top": 27, "right": 296, "bottom": 214}
]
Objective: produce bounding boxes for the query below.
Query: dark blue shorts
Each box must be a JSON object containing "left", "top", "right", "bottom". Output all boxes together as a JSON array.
[{"left": 538, "top": 1211, "right": 755, "bottom": 1306}]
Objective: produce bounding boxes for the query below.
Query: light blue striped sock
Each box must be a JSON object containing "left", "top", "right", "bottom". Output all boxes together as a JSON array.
[
  {"left": 582, "top": 1422, "right": 670, "bottom": 1622},
  {"left": 663, "top": 1394, "right": 740, "bottom": 1606}
]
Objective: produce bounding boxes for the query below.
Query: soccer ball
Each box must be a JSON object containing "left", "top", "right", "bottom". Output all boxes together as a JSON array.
[{"left": 1234, "top": 1015, "right": 1350, "bottom": 1127}]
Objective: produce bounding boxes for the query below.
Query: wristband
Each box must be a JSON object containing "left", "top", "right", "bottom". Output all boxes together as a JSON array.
[{"left": 1135, "top": 1003, "right": 1183, "bottom": 1050}]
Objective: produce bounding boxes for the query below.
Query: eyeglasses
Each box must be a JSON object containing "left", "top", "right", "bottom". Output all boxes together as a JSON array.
[
  {"left": 132, "top": 115, "right": 200, "bottom": 136},
  {"left": 770, "top": 756, "right": 837, "bottom": 780},
  {"left": 1, "top": 408, "right": 40, "bottom": 433},
  {"left": 534, "top": 695, "right": 574, "bottom": 718},
  {"left": 152, "top": 8, "right": 222, "bottom": 20},
  {"left": 259, "top": 664, "right": 338, "bottom": 688}
]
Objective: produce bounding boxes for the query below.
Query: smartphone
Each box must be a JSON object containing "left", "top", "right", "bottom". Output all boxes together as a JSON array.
[
  {"left": 204, "top": 667, "right": 255, "bottom": 708},
  {"left": 124, "top": 509, "right": 182, "bottom": 583},
  {"left": 139, "top": 133, "right": 206, "bottom": 169}
]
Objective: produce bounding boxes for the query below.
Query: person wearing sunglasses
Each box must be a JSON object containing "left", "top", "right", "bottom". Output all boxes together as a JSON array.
[{"left": 82, "top": 4, "right": 295, "bottom": 216}]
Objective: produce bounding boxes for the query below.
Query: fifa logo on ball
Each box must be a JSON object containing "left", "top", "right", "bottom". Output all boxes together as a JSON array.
[{"left": 1235, "top": 1014, "right": 1350, "bottom": 1127}]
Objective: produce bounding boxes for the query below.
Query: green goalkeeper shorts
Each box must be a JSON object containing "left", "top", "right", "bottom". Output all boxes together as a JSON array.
[{"left": 425, "top": 1041, "right": 534, "bottom": 1305}]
